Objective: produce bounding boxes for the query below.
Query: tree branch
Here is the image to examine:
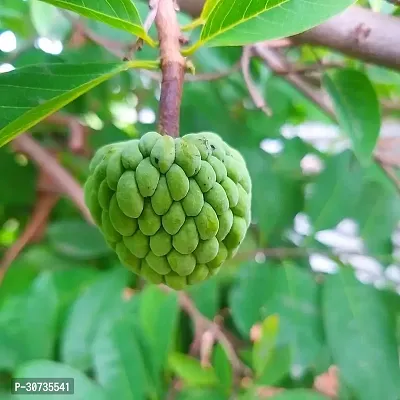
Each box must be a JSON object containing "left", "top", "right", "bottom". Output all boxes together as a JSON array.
[
  {"left": 293, "top": 5, "right": 400, "bottom": 71},
  {"left": 155, "top": 0, "right": 186, "bottom": 136},
  {"left": 12, "top": 134, "right": 93, "bottom": 223}
]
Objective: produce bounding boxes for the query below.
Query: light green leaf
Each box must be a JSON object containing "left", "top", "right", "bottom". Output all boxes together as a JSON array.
[
  {"left": 168, "top": 353, "right": 218, "bottom": 387},
  {"left": 268, "top": 389, "right": 328, "bottom": 400},
  {"left": 92, "top": 320, "right": 149, "bottom": 400},
  {"left": 14, "top": 360, "right": 107, "bottom": 400},
  {"left": 0, "top": 60, "right": 158, "bottom": 147},
  {"left": 60, "top": 268, "right": 130, "bottom": 370},
  {"left": 139, "top": 286, "right": 179, "bottom": 375},
  {"left": 201, "top": 0, "right": 222, "bottom": 20},
  {"left": 37, "top": 0, "right": 154, "bottom": 45},
  {"left": 212, "top": 343, "right": 233, "bottom": 394},
  {"left": 257, "top": 345, "right": 291, "bottom": 386},
  {"left": 0, "top": 272, "right": 58, "bottom": 370},
  {"left": 230, "top": 262, "right": 323, "bottom": 368},
  {"left": 323, "top": 69, "right": 381, "bottom": 165},
  {"left": 47, "top": 220, "right": 111, "bottom": 260},
  {"left": 253, "top": 315, "right": 279, "bottom": 377},
  {"left": 323, "top": 268, "right": 400, "bottom": 400},
  {"left": 185, "top": 0, "right": 355, "bottom": 52}
]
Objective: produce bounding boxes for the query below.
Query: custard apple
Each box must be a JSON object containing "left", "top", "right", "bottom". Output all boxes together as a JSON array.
[{"left": 84, "top": 131, "right": 252, "bottom": 290}]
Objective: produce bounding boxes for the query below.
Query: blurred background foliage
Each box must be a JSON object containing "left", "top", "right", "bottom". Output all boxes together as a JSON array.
[{"left": 0, "top": 0, "right": 400, "bottom": 399}]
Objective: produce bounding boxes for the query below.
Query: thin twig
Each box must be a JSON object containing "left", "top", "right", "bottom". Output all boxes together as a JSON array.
[
  {"left": 241, "top": 46, "right": 272, "bottom": 116},
  {"left": 12, "top": 134, "right": 93, "bottom": 223},
  {"left": 126, "top": 0, "right": 160, "bottom": 58},
  {"left": 155, "top": 0, "right": 186, "bottom": 136}
]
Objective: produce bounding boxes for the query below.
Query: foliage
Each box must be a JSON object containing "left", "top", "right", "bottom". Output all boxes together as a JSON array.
[{"left": 0, "top": 0, "right": 399, "bottom": 399}]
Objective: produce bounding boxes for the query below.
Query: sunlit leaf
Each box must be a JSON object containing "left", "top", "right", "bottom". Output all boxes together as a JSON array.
[
  {"left": 37, "top": 0, "right": 155, "bottom": 45},
  {"left": 0, "top": 60, "right": 158, "bottom": 147},
  {"left": 185, "top": 0, "right": 355, "bottom": 52}
]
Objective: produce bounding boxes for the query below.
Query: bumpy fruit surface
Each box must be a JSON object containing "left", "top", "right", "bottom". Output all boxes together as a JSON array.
[{"left": 85, "top": 132, "right": 252, "bottom": 290}]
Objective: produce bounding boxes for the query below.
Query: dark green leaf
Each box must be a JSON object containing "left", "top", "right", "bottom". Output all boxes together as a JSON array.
[
  {"left": 306, "top": 151, "right": 363, "bottom": 231},
  {"left": 92, "top": 319, "right": 149, "bottom": 400},
  {"left": 47, "top": 220, "right": 111, "bottom": 260},
  {"left": 0, "top": 146, "right": 36, "bottom": 206},
  {"left": 212, "top": 344, "right": 233, "bottom": 394},
  {"left": 187, "top": 278, "right": 220, "bottom": 319},
  {"left": 0, "top": 272, "right": 58, "bottom": 370},
  {"left": 323, "top": 268, "right": 400, "bottom": 400},
  {"left": 168, "top": 353, "right": 218, "bottom": 387},
  {"left": 323, "top": 69, "right": 381, "bottom": 165},
  {"left": 37, "top": 0, "right": 154, "bottom": 45},
  {"left": 0, "top": 61, "right": 154, "bottom": 146},
  {"left": 138, "top": 286, "right": 179, "bottom": 375},
  {"left": 352, "top": 165, "right": 400, "bottom": 256},
  {"left": 60, "top": 268, "right": 130, "bottom": 370},
  {"left": 242, "top": 148, "right": 303, "bottom": 240},
  {"left": 230, "top": 262, "right": 323, "bottom": 368},
  {"left": 186, "top": 0, "right": 354, "bottom": 50},
  {"left": 14, "top": 360, "right": 106, "bottom": 400}
]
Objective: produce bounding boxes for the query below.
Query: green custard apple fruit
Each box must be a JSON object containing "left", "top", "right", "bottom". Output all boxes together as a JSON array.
[{"left": 84, "top": 131, "right": 252, "bottom": 290}]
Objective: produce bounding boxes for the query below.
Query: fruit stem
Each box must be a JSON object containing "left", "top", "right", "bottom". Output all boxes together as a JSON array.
[{"left": 155, "top": 0, "right": 185, "bottom": 138}]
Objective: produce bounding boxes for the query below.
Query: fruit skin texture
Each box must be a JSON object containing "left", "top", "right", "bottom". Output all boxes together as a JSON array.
[{"left": 85, "top": 131, "right": 252, "bottom": 290}]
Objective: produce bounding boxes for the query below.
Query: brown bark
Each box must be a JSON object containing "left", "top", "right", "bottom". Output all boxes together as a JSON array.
[{"left": 156, "top": 0, "right": 186, "bottom": 137}]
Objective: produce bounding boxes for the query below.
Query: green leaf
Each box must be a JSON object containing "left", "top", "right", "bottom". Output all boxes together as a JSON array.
[
  {"left": 37, "top": 0, "right": 154, "bottom": 45},
  {"left": 230, "top": 262, "right": 323, "bottom": 368},
  {"left": 50, "top": 268, "right": 99, "bottom": 332},
  {"left": 323, "top": 69, "right": 381, "bottom": 165},
  {"left": 92, "top": 319, "right": 149, "bottom": 400},
  {"left": 138, "top": 286, "right": 179, "bottom": 375},
  {"left": 47, "top": 220, "right": 111, "bottom": 260},
  {"left": 257, "top": 345, "right": 291, "bottom": 386},
  {"left": 252, "top": 315, "right": 291, "bottom": 385},
  {"left": 187, "top": 278, "right": 220, "bottom": 319},
  {"left": 60, "top": 268, "right": 130, "bottom": 370},
  {"left": 352, "top": 174, "right": 400, "bottom": 256},
  {"left": 0, "top": 272, "right": 58, "bottom": 370},
  {"left": 306, "top": 150, "right": 363, "bottom": 232},
  {"left": 201, "top": 0, "right": 222, "bottom": 20},
  {"left": 242, "top": 148, "right": 303, "bottom": 240},
  {"left": 323, "top": 268, "right": 400, "bottom": 400},
  {"left": 168, "top": 353, "right": 218, "bottom": 387},
  {"left": 212, "top": 343, "right": 233, "bottom": 394},
  {"left": 14, "top": 360, "right": 107, "bottom": 400},
  {"left": 0, "top": 60, "right": 157, "bottom": 147},
  {"left": 0, "top": 146, "right": 37, "bottom": 206},
  {"left": 268, "top": 389, "right": 328, "bottom": 400},
  {"left": 185, "top": 0, "right": 354, "bottom": 52},
  {"left": 252, "top": 315, "right": 279, "bottom": 377}
]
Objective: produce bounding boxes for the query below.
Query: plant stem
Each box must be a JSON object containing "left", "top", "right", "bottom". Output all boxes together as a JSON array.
[{"left": 155, "top": 0, "right": 185, "bottom": 137}]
